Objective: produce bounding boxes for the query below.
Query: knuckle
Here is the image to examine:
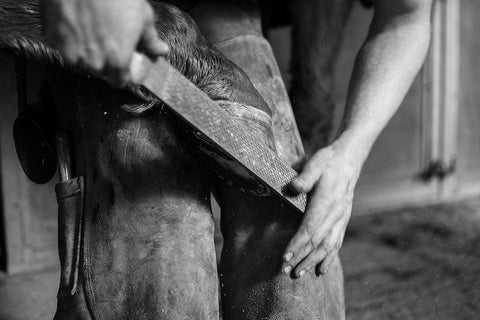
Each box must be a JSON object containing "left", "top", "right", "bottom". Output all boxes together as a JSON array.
[
  {"left": 314, "top": 246, "right": 328, "bottom": 259},
  {"left": 311, "top": 234, "right": 323, "bottom": 248},
  {"left": 302, "top": 223, "right": 316, "bottom": 241},
  {"left": 302, "top": 261, "right": 316, "bottom": 272},
  {"left": 323, "top": 240, "right": 336, "bottom": 253},
  {"left": 290, "top": 254, "right": 304, "bottom": 267},
  {"left": 311, "top": 239, "right": 321, "bottom": 249},
  {"left": 79, "top": 46, "right": 104, "bottom": 72},
  {"left": 324, "top": 245, "right": 335, "bottom": 254}
]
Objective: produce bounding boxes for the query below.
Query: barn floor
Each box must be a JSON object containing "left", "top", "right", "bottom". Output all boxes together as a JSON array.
[
  {"left": 1, "top": 197, "right": 480, "bottom": 320},
  {"left": 342, "top": 197, "right": 480, "bottom": 320}
]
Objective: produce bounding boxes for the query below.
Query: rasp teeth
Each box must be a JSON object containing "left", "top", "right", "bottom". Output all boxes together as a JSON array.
[{"left": 143, "top": 58, "right": 307, "bottom": 214}]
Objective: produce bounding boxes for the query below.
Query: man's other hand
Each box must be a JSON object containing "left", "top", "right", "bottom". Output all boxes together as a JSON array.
[
  {"left": 40, "top": 0, "right": 169, "bottom": 86},
  {"left": 281, "top": 140, "right": 362, "bottom": 277}
]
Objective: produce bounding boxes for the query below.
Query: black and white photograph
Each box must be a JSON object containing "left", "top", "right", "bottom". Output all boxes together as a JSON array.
[{"left": 0, "top": 0, "right": 478, "bottom": 319}]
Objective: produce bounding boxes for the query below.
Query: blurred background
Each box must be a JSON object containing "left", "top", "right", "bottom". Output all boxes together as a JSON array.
[{"left": 1, "top": 0, "right": 480, "bottom": 319}]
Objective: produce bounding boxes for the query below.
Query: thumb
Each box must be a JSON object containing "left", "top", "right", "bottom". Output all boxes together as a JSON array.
[
  {"left": 139, "top": 17, "right": 169, "bottom": 59},
  {"left": 290, "top": 159, "right": 323, "bottom": 194}
]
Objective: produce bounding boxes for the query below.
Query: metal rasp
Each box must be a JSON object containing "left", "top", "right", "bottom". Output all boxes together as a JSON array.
[{"left": 141, "top": 57, "right": 307, "bottom": 214}]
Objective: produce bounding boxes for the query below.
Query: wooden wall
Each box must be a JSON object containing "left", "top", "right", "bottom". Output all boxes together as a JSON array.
[
  {"left": 456, "top": 0, "right": 480, "bottom": 195},
  {"left": 270, "top": 0, "right": 479, "bottom": 213},
  {"left": 0, "top": 52, "right": 58, "bottom": 274}
]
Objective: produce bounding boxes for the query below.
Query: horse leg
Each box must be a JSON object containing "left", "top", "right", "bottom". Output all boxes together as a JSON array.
[
  {"left": 290, "top": 0, "right": 355, "bottom": 154},
  {"left": 191, "top": 2, "right": 346, "bottom": 319},
  {"left": 49, "top": 71, "right": 219, "bottom": 320}
]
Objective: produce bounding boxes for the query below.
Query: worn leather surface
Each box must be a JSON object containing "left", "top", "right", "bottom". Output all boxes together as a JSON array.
[
  {"left": 191, "top": 3, "right": 346, "bottom": 319},
  {"left": 218, "top": 44, "right": 346, "bottom": 319},
  {"left": 48, "top": 69, "right": 222, "bottom": 319},
  {"left": 76, "top": 85, "right": 219, "bottom": 320},
  {"left": 216, "top": 43, "right": 346, "bottom": 319},
  {"left": 45, "top": 3, "right": 275, "bottom": 320},
  {"left": 219, "top": 190, "right": 345, "bottom": 320}
]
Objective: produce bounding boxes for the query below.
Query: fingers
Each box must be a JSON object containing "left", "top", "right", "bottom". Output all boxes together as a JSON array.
[
  {"left": 296, "top": 217, "right": 347, "bottom": 277},
  {"left": 282, "top": 178, "right": 353, "bottom": 278},
  {"left": 41, "top": 0, "right": 168, "bottom": 87},
  {"left": 71, "top": 43, "right": 133, "bottom": 87},
  {"left": 281, "top": 185, "right": 338, "bottom": 276},
  {"left": 294, "top": 246, "right": 330, "bottom": 278},
  {"left": 282, "top": 145, "right": 359, "bottom": 279},
  {"left": 290, "top": 157, "right": 323, "bottom": 194},
  {"left": 44, "top": 21, "right": 85, "bottom": 66},
  {"left": 282, "top": 199, "right": 329, "bottom": 267},
  {"left": 317, "top": 204, "right": 350, "bottom": 274},
  {"left": 318, "top": 235, "right": 343, "bottom": 274},
  {"left": 281, "top": 202, "right": 342, "bottom": 277},
  {"left": 48, "top": 34, "right": 133, "bottom": 87},
  {"left": 76, "top": 45, "right": 140, "bottom": 87},
  {"left": 290, "top": 148, "right": 334, "bottom": 193},
  {"left": 281, "top": 224, "right": 316, "bottom": 274}
]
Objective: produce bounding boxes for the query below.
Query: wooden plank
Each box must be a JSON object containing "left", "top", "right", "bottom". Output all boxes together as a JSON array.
[{"left": 438, "top": 0, "right": 461, "bottom": 197}]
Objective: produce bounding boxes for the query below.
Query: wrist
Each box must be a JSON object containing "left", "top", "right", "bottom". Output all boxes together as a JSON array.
[{"left": 331, "top": 128, "right": 373, "bottom": 170}]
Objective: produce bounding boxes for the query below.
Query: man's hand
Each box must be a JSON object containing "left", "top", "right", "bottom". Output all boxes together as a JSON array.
[
  {"left": 281, "top": 0, "right": 433, "bottom": 278},
  {"left": 40, "top": 0, "right": 169, "bottom": 86},
  {"left": 281, "top": 139, "right": 362, "bottom": 277}
]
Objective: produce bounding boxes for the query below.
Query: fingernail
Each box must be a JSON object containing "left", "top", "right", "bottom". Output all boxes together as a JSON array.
[
  {"left": 284, "top": 252, "right": 293, "bottom": 262},
  {"left": 299, "top": 270, "right": 306, "bottom": 277},
  {"left": 283, "top": 266, "right": 292, "bottom": 274},
  {"left": 292, "top": 178, "right": 303, "bottom": 188},
  {"left": 292, "top": 179, "right": 308, "bottom": 193}
]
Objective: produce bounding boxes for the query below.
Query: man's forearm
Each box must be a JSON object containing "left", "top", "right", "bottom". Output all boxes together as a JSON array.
[
  {"left": 335, "top": 1, "right": 432, "bottom": 164},
  {"left": 283, "top": 1, "right": 433, "bottom": 277}
]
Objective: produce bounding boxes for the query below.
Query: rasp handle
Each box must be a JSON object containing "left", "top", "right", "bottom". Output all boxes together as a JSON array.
[{"left": 141, "top": 57, "right": 307, "bottom": 214}]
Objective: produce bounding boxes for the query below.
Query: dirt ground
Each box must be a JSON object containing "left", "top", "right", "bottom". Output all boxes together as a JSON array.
[
  {"left": 1, "top": 197, "right": 480, "bottom": 320},
  {"left": 341, "top": 197, "right": 480, "bottom": 320}
]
